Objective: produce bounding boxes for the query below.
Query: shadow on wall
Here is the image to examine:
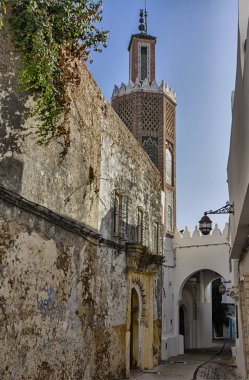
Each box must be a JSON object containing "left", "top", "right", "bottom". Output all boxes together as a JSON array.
[
  {"left": 99, "top": 206, "right": 137, "bottom": 244},
  {"left": 0, "top": 24, "right": 30, "bottom": 155},
  {"left": 0, "top": 157, "right": 23, "bottom": 193}
]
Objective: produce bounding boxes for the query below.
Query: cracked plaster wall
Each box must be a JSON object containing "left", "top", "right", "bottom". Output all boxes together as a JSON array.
[{"left": 0, "top": 202, "right": 127, "bottom": 380}]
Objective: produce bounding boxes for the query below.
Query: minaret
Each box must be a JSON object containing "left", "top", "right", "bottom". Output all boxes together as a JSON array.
[{"left": 112, "top": 10, "right": 177, "bottom": 237}]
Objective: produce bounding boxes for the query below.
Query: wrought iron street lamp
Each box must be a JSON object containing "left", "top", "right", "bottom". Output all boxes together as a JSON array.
[
  {"left": 199, "top": 214, "right": 212, "bottom": 235},
  {"left": 199, "top": 202, "right": 234, "bottom": 235}
]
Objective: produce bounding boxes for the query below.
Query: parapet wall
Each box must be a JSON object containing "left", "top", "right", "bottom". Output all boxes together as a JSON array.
[
  {"left": 172, "top": 223, "right": 231, "bottom": 296},
  {"left": 112, "top": 78, "right": 176, "bottom": 103},
  {"left": 173, "top": 223, "right": 229, "bottom": 248}
]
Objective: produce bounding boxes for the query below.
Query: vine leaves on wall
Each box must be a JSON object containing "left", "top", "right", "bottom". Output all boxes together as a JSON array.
[{"left": 0, "top": 0, "right": 108, "bottom": 152}]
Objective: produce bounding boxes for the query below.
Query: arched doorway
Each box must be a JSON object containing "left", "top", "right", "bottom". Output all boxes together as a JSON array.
[
  {"left": 178, "top": 270, "right": 233, "bottom": 349},
  {"left": 130, "top": 288, "right": 140, "bottom": 369}
]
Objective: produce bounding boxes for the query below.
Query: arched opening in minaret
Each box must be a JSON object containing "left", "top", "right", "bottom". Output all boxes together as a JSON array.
[{"left": 130, "top": 288, "right": 140, "bottom": 369}]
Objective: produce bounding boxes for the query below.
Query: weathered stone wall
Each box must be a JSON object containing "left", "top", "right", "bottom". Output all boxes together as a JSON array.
[
  {"left": 0, "top": 11, "right": 102, "bottom": 230},
  {"left": 98, "top": 112, "right": 162, "bottom": 246},
  {"left": 0, "top": 11, "right": 162, "bottom": 236},
  {"left": 0, "top": 11, "right": 162, "bottom": 379},
  {"left": 0, "top": 200, "right": 127, "bottom": 379}
]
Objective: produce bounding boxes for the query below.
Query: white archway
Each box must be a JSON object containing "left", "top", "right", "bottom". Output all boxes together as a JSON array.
[
  {"left": 162, "top": 225, "right": 232, "bottom": 359},
  {"left": 173, "top": 225, "right": 231, "bottom": 350}
]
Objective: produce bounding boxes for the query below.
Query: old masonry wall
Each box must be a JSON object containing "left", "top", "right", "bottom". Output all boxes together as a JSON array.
[{"left": 0, "top": 11, "right": 162, "bottom": 380}]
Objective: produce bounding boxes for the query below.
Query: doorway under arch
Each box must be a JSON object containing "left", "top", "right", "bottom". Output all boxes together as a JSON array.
[
  {"left": 179, "top": 304, "right": 185, "bottom": 336},
  {"left": 130, "top": 288, "right": 140, "bottom": 369},
  {"left": 179, "top": 269, "right": 232, "bottom": 349}
]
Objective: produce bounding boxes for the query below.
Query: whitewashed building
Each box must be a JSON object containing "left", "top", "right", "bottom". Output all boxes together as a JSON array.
[
  {"left": 161, "top": 224, "right": 233, "bottom": 360},
  {"left": 227, "top": 0, "right": 249, "bottom": 378}
]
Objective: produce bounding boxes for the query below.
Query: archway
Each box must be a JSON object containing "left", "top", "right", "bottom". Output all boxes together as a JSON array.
[
  {"left": 130, "top": 288, "right": 140, "bottom": 369},
  {"left": 179, "top": 270, "right": 230, "bottom": 349}
]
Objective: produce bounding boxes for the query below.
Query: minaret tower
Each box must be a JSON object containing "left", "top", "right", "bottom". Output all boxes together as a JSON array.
[{"left": 112, "top": 9, "right": 176, "bottom": 236}]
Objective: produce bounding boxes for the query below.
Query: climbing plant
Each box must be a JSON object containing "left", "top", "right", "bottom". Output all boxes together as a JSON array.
[{"left": 0, "top": 0, "right": 108, "bottom": 147}]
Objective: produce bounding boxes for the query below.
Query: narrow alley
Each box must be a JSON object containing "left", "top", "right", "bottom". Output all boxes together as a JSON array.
[{"left": 128, "top": 340, "right": 241, "bottom": 380}]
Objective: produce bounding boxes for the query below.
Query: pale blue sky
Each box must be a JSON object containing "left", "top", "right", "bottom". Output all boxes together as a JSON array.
[{"left": 88, "top": 0, "right": 238, "bottom": 231}]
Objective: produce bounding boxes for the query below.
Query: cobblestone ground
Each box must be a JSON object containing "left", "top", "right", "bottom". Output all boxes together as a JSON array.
[
  {"left": 127, "top": 340, "right": 241, "bottom": 380},
  {"left": 196, "top": 342, "right": 241, "bottom": 380}
]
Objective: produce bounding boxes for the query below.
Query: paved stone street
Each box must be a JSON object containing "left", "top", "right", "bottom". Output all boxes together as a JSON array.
[{"left": 127, "top": 341, "right": 241, "bottom": 380}]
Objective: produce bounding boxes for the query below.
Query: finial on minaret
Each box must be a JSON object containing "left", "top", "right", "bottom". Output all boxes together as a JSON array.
[
  {"left": 144, "top": 0, "right": 148, "bottom": 34},
  {"left": 138, "top": 1, "right": 148, "bottom": 34},
  {"left": 138, "top": 9, "right": 145, "bottom": 33}
]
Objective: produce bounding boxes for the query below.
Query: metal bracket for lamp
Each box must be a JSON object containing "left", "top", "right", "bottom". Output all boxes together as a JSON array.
[
  {"left": 204, "top": 202, "right": 234, "bottom": 216},
  {"left": 219, "top": 282, "right": 238, "bottom": 297},
  {"left": 199, "top": 202, "right": 234, "bottom": 235},
  {"left": 219, "top": 280, "right": 231, "bottom": 295}
]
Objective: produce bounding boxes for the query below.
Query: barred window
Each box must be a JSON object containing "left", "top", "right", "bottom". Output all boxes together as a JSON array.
[
  {"left": 165, "top": 101, "right": 175, "bottom": 139},
  {"left": 138, "top": 43, "right": 150, "bottom": 81},
  {"left": 116, "top": 98, "right": 133, "bottom": 131},
  {"left": 137, "top": 208, "right": 144, "bottom": 244},
  {"left": 153, "top": 222, "right": 159, "bottom": 254},
  {"left": 166, "top": 189, "right": 174, "bottom": 234},
  {"left": 153, "top": 222, "right": 163, "bottom": 254},
  {"left": 141, "top": 46, "right": 148, "bottom": 80},
  {"left": 142, "top": 137, "right": 158, "bottom": 167},
  {"left": 143, "top": 212, "right": 149, "bottom": 247},
  {"left": 166, "top": 144, "right": 173, "bottom": 185},
  {"left": 113, "top": 193, "right": 120, "bottom": 236},
  {"left": 167, "top": 206, "right": 173, "bottom": 233},
  {"left": 113, "top": 191, "right": 128, "bottom": 240},
  {"left": 142, "top": 97, "right": 160, "bottom": 132}
]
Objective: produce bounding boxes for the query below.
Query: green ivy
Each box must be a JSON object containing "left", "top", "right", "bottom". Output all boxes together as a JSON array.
[
  {"left": 0, "top": 0, "right": 108, "bottom": 147},
  {"left": 0, "top": 0, "right": 6, "bottom": 29}
]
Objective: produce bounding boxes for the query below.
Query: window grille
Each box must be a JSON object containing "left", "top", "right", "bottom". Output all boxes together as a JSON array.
[
  {"left": 138, "top": 42, "right": 151, "bottom": 81},
  {"left": 137, "top": 208, "right": 144, "bottom": 244},
  {"left": 166, "top": 189, "right": 174, "bottom": 234},
  {"left": 153, "top": 222, "right": 163, "bottom": 254},
  {"left": 153, "top": 222, "right": 159, "bottom": 254},
  {"left": 119, "top": 195, "right": 128, "bottom": 240},
  {"left": 116, "top": 98, "right": 133, "bottom": 131},
  {"left": 166, "top": 142, "right": 174, "bottom": 185},
  {"left": 143, "top": 211, "right": 149, "bottom": 247},
  {"left": 113, "top": 191, "right": 128, "bottom": 240},
  {"left": 165, "top": 101, "right": 175, "bottom": 139},
  {"left": 113, "top": 193, "right": 120, "bottom": 236},
  {"left": 142, "top": 136, "right": 158, "bottom": 167},
  {"left": 141, "top": 46, "right": 148, "bottom": 81},
  {"left": 142, "top": 96, "right": 160, "bottom": 132}
]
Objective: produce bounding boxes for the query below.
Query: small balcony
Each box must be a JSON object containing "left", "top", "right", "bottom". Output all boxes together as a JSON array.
[{"left": 126, "top": 243, "right": 164, "bottom": 273}]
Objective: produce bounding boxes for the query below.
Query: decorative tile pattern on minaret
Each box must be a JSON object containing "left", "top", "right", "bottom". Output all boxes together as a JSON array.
[{"left": 112, "top": 10, "right": 177, "bottom": 237}]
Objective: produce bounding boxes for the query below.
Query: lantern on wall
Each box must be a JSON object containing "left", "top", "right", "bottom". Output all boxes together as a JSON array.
[
  {"left": 199, "top": 214, "right": 212, "bottom": 235},
  {"left": 198, "top": 202, "right": 234, "bottom": 236}
]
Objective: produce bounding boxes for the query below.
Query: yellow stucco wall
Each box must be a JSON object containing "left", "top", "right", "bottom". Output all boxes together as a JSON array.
[{"left": 126, "top": 271, "right": 159, "bottom": 375}]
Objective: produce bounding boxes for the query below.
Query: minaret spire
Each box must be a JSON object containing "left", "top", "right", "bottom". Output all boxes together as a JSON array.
[
  {"left": 144, "top": 0, "right": 148, "bottom": 34},
  {"left": 138, "top": 9, "right": 145, "bottom": 33},
  {"left": 138, "top": 3, "right": 148, "bottom": 35}
]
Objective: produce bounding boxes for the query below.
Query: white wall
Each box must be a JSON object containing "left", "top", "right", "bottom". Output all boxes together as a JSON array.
[
  {"left": 162, "top": 224, "right": 234, "bottom": 359},
  {"left": 227, "top": 0, "right": 249, "bottom": 259},
  {"left": 173, "top": 224, "right": 231, "bottom": 299},
  {"left": 161, "top": 236, "right": 179, "bottom": 360}
]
